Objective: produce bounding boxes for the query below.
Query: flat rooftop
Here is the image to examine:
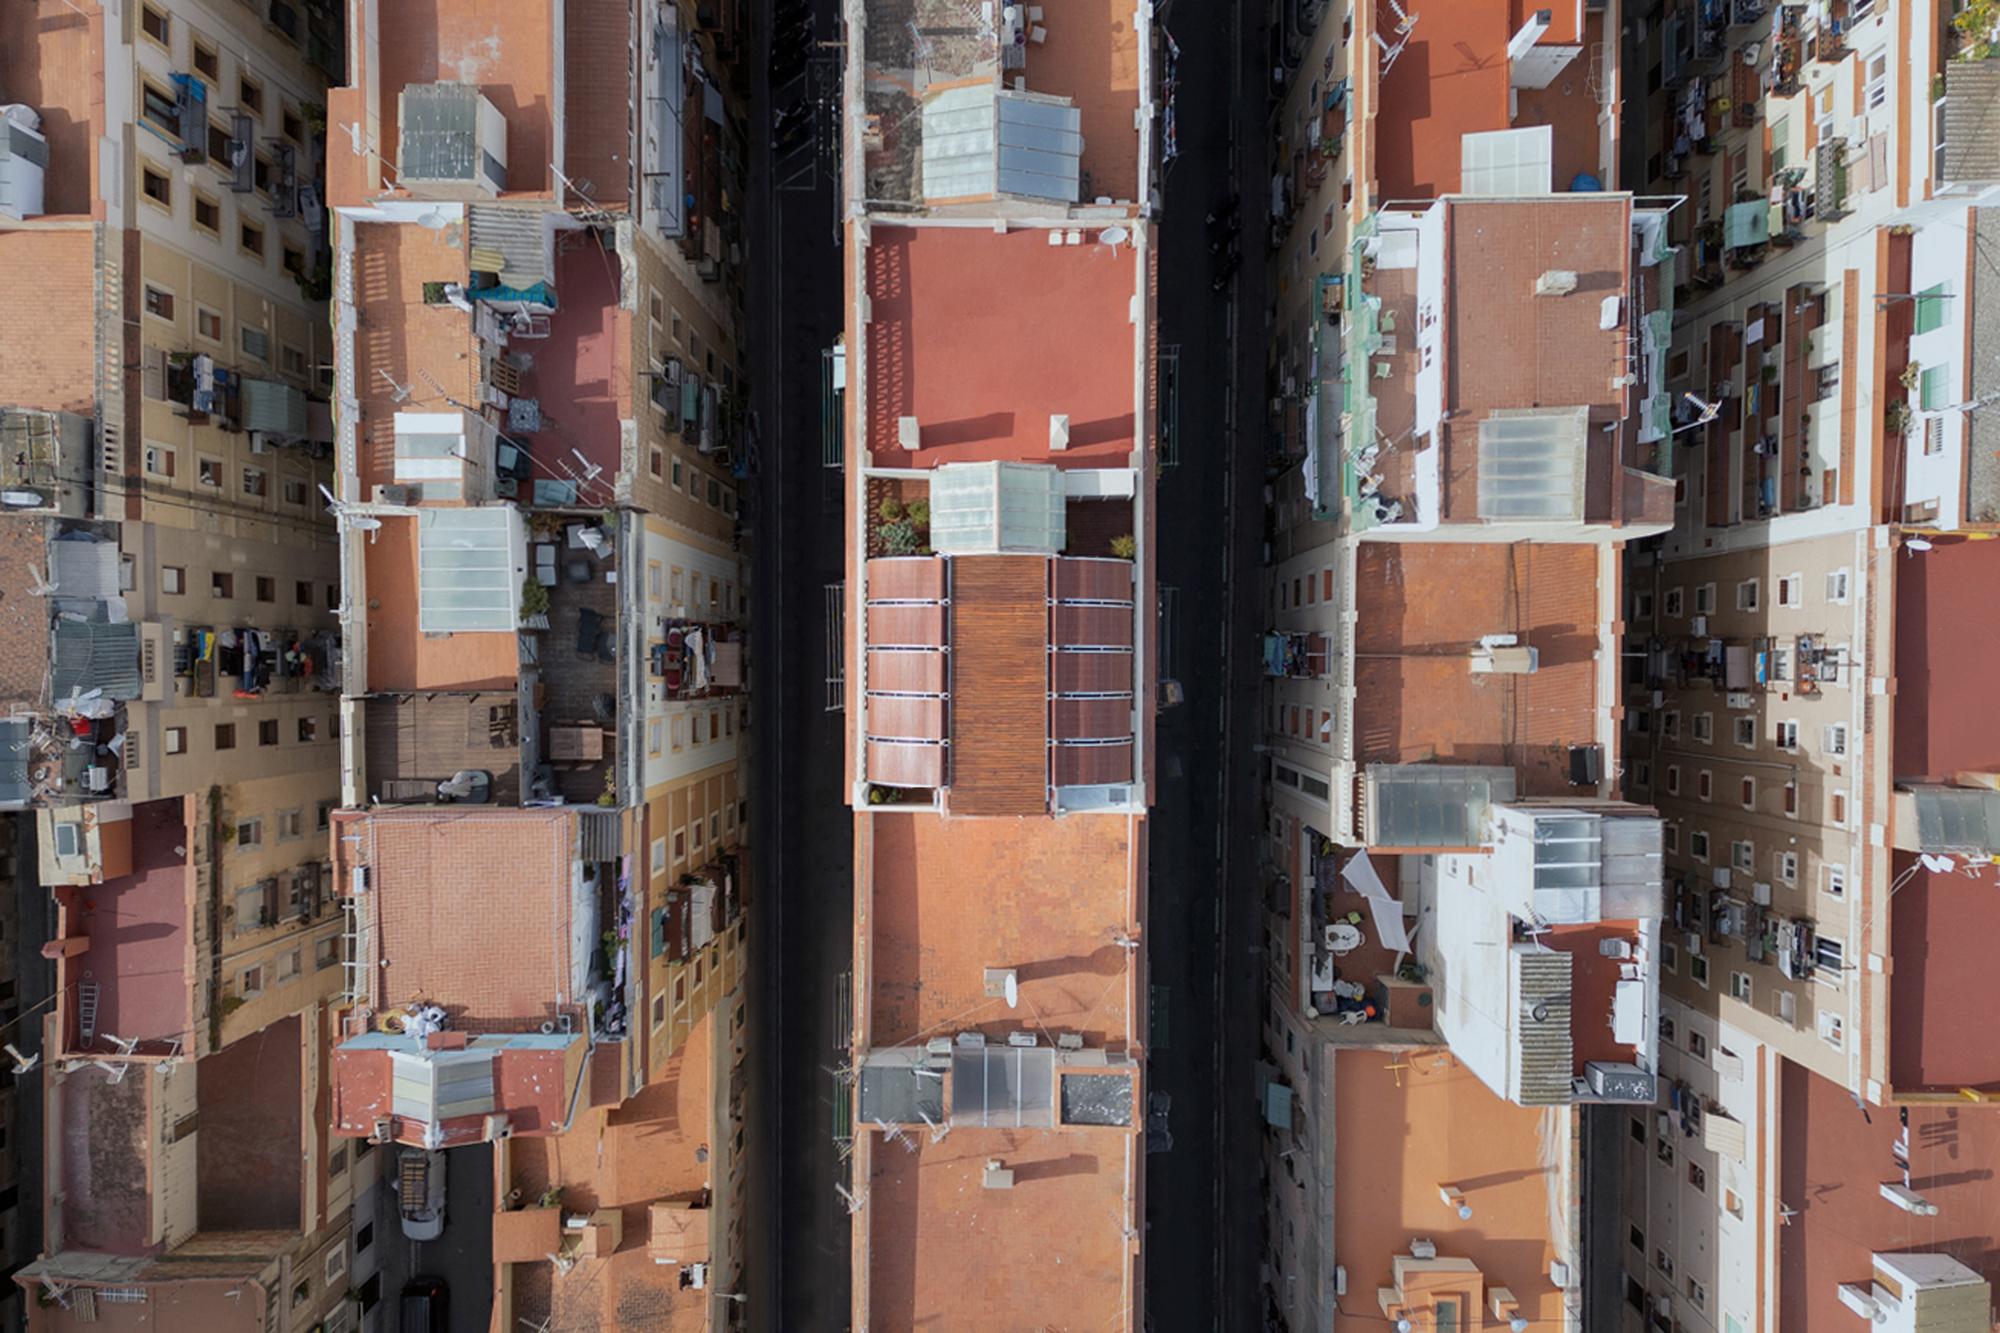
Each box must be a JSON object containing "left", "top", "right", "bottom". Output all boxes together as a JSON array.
[
  {"left": 195, "top": 1015, "right": 303, "bottom": 1232},
  {"left": 0, "top": 236, "right": 99, "bottom": 416},
  {"left": 1372, "top": 0, "right": 1606, "bottom": 200},
  {"left": 59, "top": 1064, "right": 158, "bottom": 1255},
  {"left": 347, "top": 809, "right": 581, "bottom": 1029},
  {"left": 864, "top": 1123, "right": 1136, "bottom": 1333},
  {"left": 57, "top": 798, "right": 193, "bottom": 1054},
  {"left": 859, "top": 0, "right": 1142, "bottom": 206},
  {"left": 1779, "top": 1057, "right": 2000, "bottom": 1333},
  {"left": 1351, "top": 542, "right": 1602, "bottom": 795},
  {"left": 0, "top": 518, "right": 50, "bottom": 706},
  {"left": 1893, "top": 537, "right": 2000, "bottom": 779},
  {"left": 1889, "top": 853, "right": 2000, "bottom": 1092},
  {"left": 372, "top": 0, "right": 559, "bottom": 198},
  {"left": 865, "top": 810, "right": 1140, "bottom": 1050},
  {"left": 1330, "top": 1046, "right": 1566, "bottom": 1328},
  {"left": 361, "top": 515, "right": 522, "bottom": 692},
  {"left": 0, "top": 3, "right": 103, "bottom": 218},
  {"left": 862, "top": 225, "right": 1139, "bottom": 468},
  {"left": 505, "top": 1011, "right": 717, "bottom": 1333}
]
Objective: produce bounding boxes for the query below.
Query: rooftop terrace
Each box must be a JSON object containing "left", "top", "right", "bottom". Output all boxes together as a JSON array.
[
  {"left": 1330, "top": 1046, "right": 1567, "bottom": 1329},
  {"left": 52, "top": 797, "right": 193, "bottom": 1057},
  {"left": 861, "top": 225, "right": 1140, "bottom": 468},
  {"left": 858, "top": 0, "right": 1143, "bottom": 208},
  {"left": 862, "top": 1122, "right": 1137, "bottom": 1333},
  {"left": 864, "top": 810, "right": 1140, "bottom": 1051},
  {"left": 0, "top": 3, "right": 103, "bottom": 218},
  {"left": 1351, "top": 542, "right": 1604, "bottom": 794},
  {"left": 1780, "top": 1058, "right": 2000, "bottom": 1333}
]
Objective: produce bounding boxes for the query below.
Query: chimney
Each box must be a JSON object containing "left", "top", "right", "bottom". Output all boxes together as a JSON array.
[{"left": 1535, "top": 269, "right": 1578, "bottom": 297}]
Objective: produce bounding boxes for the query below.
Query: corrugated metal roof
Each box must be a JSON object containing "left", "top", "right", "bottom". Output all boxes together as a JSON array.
[
  {"left": 920, "top": 83, "right": 1082, "bottom": 203},
  {"left": 1515, "top": 949, "right": 1574, "bottom": 1106},
  {"left": 1911, "top": 786, "right": 2000, "bottom": 854},
  {"left": 242, "top": 379, "right": 308, "bottom": 438},
  {"left": 399, "top": 83, "right": 482, "bottom": 181},
  {"left": 1943, "top": 62, "right": 2000, "bottom": 186},
  {"left": 468, "top": 206, "right": 548, "bottom": 286},
  {"left": 50, "top": 620, "right": 140, "bottom": 701},
  {"left": 48, "top": 534, "right": 119, "bottom": 601}
]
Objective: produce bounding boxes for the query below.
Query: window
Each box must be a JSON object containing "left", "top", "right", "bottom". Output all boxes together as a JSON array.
[
  {"left": 1695, "top": 584, "right": 1716, "bottom": 615},
  {"left": 1735, "top": 717, "right": 1756, "bottom": 748},
  {"left": 1925, "top": 415, "right": 1946, "bottom": 456},
  {"left": 165, "top": 727, "right": 186, "bottom": 754},
  {"left": 317, "top": 800, "right": 335, "bottom": 831},
  {"left": 1634, "top": 590, "right": 1654, "bottom": 620},
  {"left": 1665, "top": 764, "right": 1681, "bottom": 796},
  {"left": 1691, "top": 831, "right": 1711, "bottom": 862},
  {"left": 1662, "top": 711, "right": 1681, "bottom": 741},
  {"left": 1735, "top": 579, "right": 1760, "bottom": 611},
  {"left": 1920, "top": 363, "right": 1951, "bottom": 412},
  {"left": 141, "top": 167, "right": 172, "bottom": 209},
  {"left": 1663, "top": 939, "right": 1679, "bottom": 972},
  {"left": 1822, "top": 723, "right": 1848, "bottom": 756},
  {"left": 1779, "top": 850, "right": 1798, "bottom": 883},
  {"left": 1629, "top": 1222, "right": 1645, "bottom": 1250},
  {"left": 214, "top": 723, "right": 237, "bottom": 750},
  {"left": 1697, "top": 770, "right": 1714, "bottom": 801},
  {"left": 236, "top": 816, "right": 262, "bottom": 848},
  {"left": 648, "top": 720, "right": 664, "bottom": 756},
  {"left": 141, "top": 4, "right": 170, "bottom": 44},
  {"left": 1693, "top": 713, "right": 1713, "bottom": 743},
  {"left": 1687, "top": 1276, "right": 1708, "bottom": 1309},
  {"left": 240, "top": 221, "right": 265, "bottom": 259},
  {"left": 1688, "top": 1029, "right": 1707, "bottom": 1059},
  {"left": 237, "top": 965, "right": 265, "bottom": 998},
  {"left": 281, "top": 344, "right": 307, "bottom": 377},
  {"left": 1664, "top": 587, "right": 1684, "bottom": 617},
  {"left": 141, "top": 80, "right": 179, "bottom": 136},
  {"left": 1730, "top": 970, "right": 1752, "bottom": 1001},
  {"left": 211, "top": 570, "right": 234, "bottom": 598},
  {"left": 1775, "top": 719, "right": 1799, "bottom": 750},
  {"left": 193, "top": 39, "right": 219, "bottom": 80},
  {"left": 1915, "top": 282, "right": 1949, "bottom": 335},
  {"left": 650, "top": 449, "right": 663, "bottom": 477},
  {"left": 298, "top": 717, "right": 318, "bottom": 742},
  {"left": 1815, "top": 935, "right": 1844, "bottom": 977},
  {"left": 1654, "top": 1245, "right": 1675, "bottom": 1277},
  {"left": 146, "top": 445, "right": 178, "bottom": 479},
  {"left": 198, "top": 456, "right": 223, "bottom": 488},
  {"left": 258, "top": 718, "right": 279, "bottom": 746},
  {"left": 1818, "top": 1010, "right": 1844, "bottom": 1047},
  {"left": 296, "top": 580, "right": 315, "bottom": 607},
  {"left": 144, "top": 284, "right": 174, "bottom": 320},
  {"left": 1783, "top": 781, "right": 1799, "bottom": 816},
  {"left": 1777, "top": 574, "right": 1802, "bottom": 607},
  {"left": 276, "top": 948, "right": 300, "bottom": 983},
  {"left": 1864, "top": 49, "right": 1888, "bottom": 110},
  {"left": 1825, "top": 569, "right": 1850, "bottom": 603},
  {"left": 282, "top": 107, "right": 304, "bottom": 143},
  {"left": 671, "top": 458, "right": 684, "bottom": 490},
  {"left": 283, "top": 479, "right": 307, "bottom": 506},
  {"left": 207, "top": 118, "right": 232, "bottom": 163},
  {"left": 239, "top": 76, "right": 263, "bottom": 116},
  {"left": 1690, "top": 954, "right": 1711, "bottom": 987},
  {"left": 189, "top": 191, "right": 223, "bottom": 238},
  {"left": 254, "top": 574, "right": 274, "bottom": 601},
  {"left": 282, "top": 242, "right": 306, "bottom": 277},
  {"left": 1830, "top": 790, "right": 1848, "bottom": 825},
  {"left": 1663, "top": 824, "right": 1680, "bottom": 854},
  {"left": 1773, "top": 989, "right": 1797, "bottom": 1026},
  {"left": 1731, "top": 840, "right": 1755, "bottom": 872},
  {"left": 1824, "top": 864, "right": 1847, "bottom": 898}
]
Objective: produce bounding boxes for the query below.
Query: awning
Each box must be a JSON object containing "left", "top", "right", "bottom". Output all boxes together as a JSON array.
[
  {"left": 1262, "top": 1081, "right": 1294, "bottom": 1131},
  {"left": 1724, "top": 200, "right": 1769, "bottom": 249},
  {"left": 243, "top": 378, "right": 309, "bottom": 438},
  {"left": 1725, "top": 644, "right": 1753, "bottom": 689},
  {"left": 1702, "top": 1110, "right": 1747, "bottom": 1161}
]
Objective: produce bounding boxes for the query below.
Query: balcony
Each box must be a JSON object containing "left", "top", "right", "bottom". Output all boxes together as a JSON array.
[{"left": 1816, "top": 137, "right": 1852, "bottom": 222}]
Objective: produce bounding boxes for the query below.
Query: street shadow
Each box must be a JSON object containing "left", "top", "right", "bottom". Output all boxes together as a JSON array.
[
  {"left": 1010, "top": 1153, "right": 1101, "bottom": 1184},
  {"left": 920, "top": 413, "right": 1015, "bottom": 449}
]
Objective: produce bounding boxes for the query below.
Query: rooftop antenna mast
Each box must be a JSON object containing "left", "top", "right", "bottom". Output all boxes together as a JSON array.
[{"left": 835, "top": 1182, "right": 867, "bottom": 1215}]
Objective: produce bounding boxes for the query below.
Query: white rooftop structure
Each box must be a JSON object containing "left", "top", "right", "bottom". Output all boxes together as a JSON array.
[
  {"left": 1459, "top": 126, "right": 1554, "bottom": 196},
  {"left": 415, "top": 506, "right": 526, "bottom": 633},
  {"left": 921, "top": 84, "right": 1083, "bottom": 204},
  {"left": 928, "top": 461, "right": 1067, "bottom": 556}
]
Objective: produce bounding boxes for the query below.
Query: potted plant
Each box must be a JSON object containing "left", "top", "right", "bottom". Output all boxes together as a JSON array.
[
  {"left": 520, "top": 577, "right": 550, "bottom": 617},
  {"left": 1899, "top": 361, "right": 1923, "bottom": 391},
  {"left": 1110, "top": 534, "right": 1137, "bottom": 560},
  {"left": 878, "top": 497, "right": 904, "bottom": 522},
  {"left": 1886, "top": 400, "right": 1915, "bottom": 436}
]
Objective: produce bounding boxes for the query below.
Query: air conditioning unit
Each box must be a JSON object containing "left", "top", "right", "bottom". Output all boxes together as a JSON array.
[
  {"left": 249, "top": 435, "right": 269, "bottom": 455},
  {"left": 372, "top": 1117, "right": 396, "bottom": 1143},
  {"left": 1585, "top": 1062, "right": 1659, "bottom": 1103},
  {"left": 1410, "top": 1239, "right": 1438, "bottom": 1260},
  {"left": 1725, "top": 690, "right": 1753, "bottom": 709}
]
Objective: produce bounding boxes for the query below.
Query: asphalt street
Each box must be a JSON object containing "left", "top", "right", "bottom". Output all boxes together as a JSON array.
[
  {"left": 372, "top": 1141, "right": 494, "bottom": 1333},
  {"left": 1142, "top": 0, "right": 1267, "bottom": 1329},
  {"left": 743, "top": 1, "right": 853, "bottom": 1328}
]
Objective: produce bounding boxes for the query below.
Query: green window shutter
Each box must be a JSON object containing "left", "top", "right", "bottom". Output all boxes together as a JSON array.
[
  {"left": 1915, "top": 283, "right": 1947, "bottom": 335},
  {"left": 1920, "top": 363, "right": 1950, "bottom": 410}
]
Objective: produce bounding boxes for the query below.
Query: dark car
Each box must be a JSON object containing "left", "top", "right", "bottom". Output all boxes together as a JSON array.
[{"left": 400, "top": 1276, "right": 448, "bottom": 1333}]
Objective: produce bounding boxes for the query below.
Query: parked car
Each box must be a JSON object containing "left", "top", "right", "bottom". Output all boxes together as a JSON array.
[
  {"left": 394, "top": 1147, "right": 447, "bottom": 1241},
  {"left": 400, "top": 1276, "right": 448, "bottom": 1333}
]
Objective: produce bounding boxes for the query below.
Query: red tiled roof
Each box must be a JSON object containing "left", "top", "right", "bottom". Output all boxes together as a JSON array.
[
  {"left": 0, "top": 234, "right": 99, "bottom": 414},
  {"left": 356, "top": 809, "right": 578, "bottom": 1026},
  {"left": 862, "top": 226, "right": 1139, "bottom": 469}
]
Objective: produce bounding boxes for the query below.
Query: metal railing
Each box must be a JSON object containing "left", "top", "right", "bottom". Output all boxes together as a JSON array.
[{"left": 825, "top": 583, "right": 846, "bottom": 712}]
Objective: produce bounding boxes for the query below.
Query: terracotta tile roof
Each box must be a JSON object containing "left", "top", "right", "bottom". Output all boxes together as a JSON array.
[
  {"left": 1330, "top": 1046, "right": 1566, "bottom": 1330},
  {"left": 948, "top": 556, "right": 1049, "bottom": 815},
  {"left": 505, "top": 1012, "right": 720, "bottom": 1333},
  {"left": 356, "top": 809, "right": 578, "bottom": 1026},
  {"left": 360, "top": 516, "right": 521, "bottom": 692},
  {"left": 864, "top": 810, "right": 1139, "bottom": 1050},
  {"left": 0, "top": 234, "right": 99, "bottom": 414},
  {"left": 1445, "top": 197, "right": 1630, "bottom": 422},
  {"left": 862, "top": 1125, "right": 1138, "bottom": 1333},
  {"left": 373, "top": 0, "right": 560, "bottom": 198},
  {"left": 0, "top": 6, "right": 104, "bottom": 218},
  {"left": 1889, "top": 854, "right": 2000, "bottom": 1091},
  {"left": 862, "top": 226, "right": 1139, "bottom": 469},
  {"left": 1371, "top": 0, "right": 1511, "bottom": 200},
  {"left": 348, "top": 223, "right": 483, "bottom": 496},
  {"left": 1352, "top": 542, "right": 1600, "bottom": 795},
  {"left": 562, "top": 0, "right": 633, "bottom": 210}
]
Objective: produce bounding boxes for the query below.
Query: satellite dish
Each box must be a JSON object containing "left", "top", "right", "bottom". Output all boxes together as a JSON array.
[
  {"left": 347, "top": 517, "right": 382, "bottom": 531},
  {"left": 1004, "top": 973, "right": 1019, "bottom": 1009},
  {"left": 1905, "top": 537, "right": 1933, "bottom": 552},
  {"left": 1099, "top": 225, "right": 1129, "bottom": 247},
  {"left": 416, "top": 210, "right": 450, "bottom": 230}
]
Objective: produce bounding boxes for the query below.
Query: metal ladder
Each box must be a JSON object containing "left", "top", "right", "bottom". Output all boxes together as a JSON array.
[{"left": 78, "top": 983, "right": 99, "bottom": 1045}]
